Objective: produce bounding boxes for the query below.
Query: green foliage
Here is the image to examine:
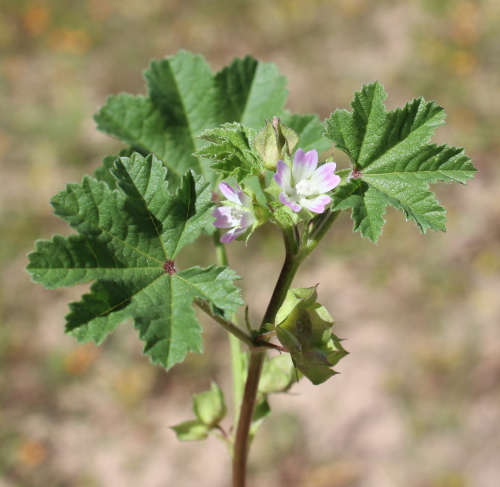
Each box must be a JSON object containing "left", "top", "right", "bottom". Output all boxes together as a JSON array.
[
  {"left": 250, "top": 396, "right": 271, "bottom": 438},
  {"left": 325, "top": 82, "right": 476, "bottom": 242},
  {"left": 193, "top": 382, "right": 227, "bottom": 427},
  {"left": 172, "top": 420, "right": 211, "bottom": 441},
  {"left": 26, "top": 49, "right": 477, "bottom": 463},
  {"left": 275, "top": 287, "right": 347, "bottom": 385},
  {"left": 173, "top": 382, "right": 227, "bottom": 441},
  {"left": 197, "top": 114, "right": 330, "bottom": 182},
  {"left": 94, "top": 51, "right": 288, "bottom": 181},
  {"left": 27, "top": 153, "right": 243, "bottom": 370},
  {"left": 197, "top": 123, "right": 263, "bottom": 180},
  {"left": 248, "top": 355, "right": 297, "bottom": 437},
  {"left": 280, "top": 112, "right": 331, "bottom": 154},
  {"left": 253, "top": 117, "right": 298, "bottom": 170},
  {"left": 259, "top": 355, "right": 296, "bottom": 394}
]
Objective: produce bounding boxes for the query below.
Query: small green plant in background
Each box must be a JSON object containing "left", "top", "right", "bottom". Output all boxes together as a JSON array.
[{"left": 26, "top": 51, "right": 476, "bottom": 487}]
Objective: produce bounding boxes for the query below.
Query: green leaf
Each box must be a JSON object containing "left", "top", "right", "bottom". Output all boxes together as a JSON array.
[
  {"left": 275, "top": 287, "right": 347, "bottom": 385},
  {"left": 214, "top": 56, "right": 287, "bottom": 128},
  {"left": 250, "top": 396, "right": 271, "bottom": 438},
  {"left": 193, "top": 382, "right": 227, "bottom": 427},
  {"left": 172, "top": 420, "right": 210, "bottom": 441},
  {"left": 280, "top": 112, "right": 331, "bottom": 154},
  {"left": 27, "top": 153, "right": 243, "bottom": 369},
  {"left": 259, "top": 354, "right": 296, "bottom": 394},
  {"left": 326, "top": 82, "right": 476, "bottom": 242},
  {"left": 331, "top": 179, "right": 387, "bottom": 243},
  {"left": 94, "top": 51, "right": 288, "bottom": 180},
  {"left": 197, "top": 123, "right": 263, "bottom": 180},
  {"left": 93, "top": 154, "right": 118, "bottom": 189},
  {"left": 93, "top": 148, "right": 148, "bottom": 190},
  {"left": 173, "top": 382, "right": 227, "bottom": 441}
]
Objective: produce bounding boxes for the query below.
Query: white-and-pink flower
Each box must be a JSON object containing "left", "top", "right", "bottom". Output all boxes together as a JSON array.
[
  {"left": 212, "top": 182, "right": 255, "bottom": 243},
  {"left": 274, "top": 149, "right": 341, "bottom": 213}
]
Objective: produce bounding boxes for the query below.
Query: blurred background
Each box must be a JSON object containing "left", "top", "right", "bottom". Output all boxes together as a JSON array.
[{"left": 1, "top": 0, "right": 499, "bottom": 486}]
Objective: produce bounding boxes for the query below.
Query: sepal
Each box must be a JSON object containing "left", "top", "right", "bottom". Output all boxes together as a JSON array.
[{"left": 275, "top": 287, "right": 348, "bottom": 385}]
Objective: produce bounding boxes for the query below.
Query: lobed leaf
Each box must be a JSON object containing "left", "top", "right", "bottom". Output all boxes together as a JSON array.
[
  {"left": 95, "top": 51, "right": 288, "bottom": 181},
  {"left": 27, "top": 153, "right": 243, "bottom": 369},
  {"left": 326, "top": 82, "right": 476, "bottom": 242}
]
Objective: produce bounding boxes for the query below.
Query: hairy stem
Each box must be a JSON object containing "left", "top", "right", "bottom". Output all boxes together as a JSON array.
[{"left": 232, "top": 230, "right": 303, "bottom": 487}]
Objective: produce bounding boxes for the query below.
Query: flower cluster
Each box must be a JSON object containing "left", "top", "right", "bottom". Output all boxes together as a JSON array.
[{"left": 213, "top": 148, "right": 340, "bottom": 243}]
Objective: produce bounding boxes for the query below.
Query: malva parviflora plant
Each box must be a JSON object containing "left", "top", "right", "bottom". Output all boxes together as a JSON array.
[{"left": 27, "top": 51, "right": 477, "bottom": 487}]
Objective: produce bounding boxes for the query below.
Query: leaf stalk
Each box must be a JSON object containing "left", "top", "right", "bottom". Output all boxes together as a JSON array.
[{"left": 195, "top": 299, "right": 254, "bottom": 349}]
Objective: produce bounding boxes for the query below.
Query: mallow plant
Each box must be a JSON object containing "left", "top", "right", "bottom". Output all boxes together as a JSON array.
[{"left": 26, "top": 51, "right": 476, "bottom": 486}]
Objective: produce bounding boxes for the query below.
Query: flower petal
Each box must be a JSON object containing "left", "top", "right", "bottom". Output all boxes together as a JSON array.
[
  {"left": 239, "top": 211, "right": 254, "bottom": 229},
  {"left": 237, "top": 190, "right": 251, "bottom": 207},
  {"left": 293, "top": 149, "right": 318, "bottom": 182},
  {"left": 212, "top": 207, "right": 233, "bottom": 228},
  {"left": 279, "top": 192, "right": 302, "bottom": 212},
  {"left": 301, "top": 195, "right": 331, "bottom": 214},
  {"left": 220, "top": 226, "right": 246, "bottom": 243},
  {"left": 219, "top": 182, "right": 241, "bottom": 204},
  {"left": 274, "top": 160, "right": 292, "bottom": 192},
  {"left": 309, "top": 163, "right": 341, "bottom": 193}
]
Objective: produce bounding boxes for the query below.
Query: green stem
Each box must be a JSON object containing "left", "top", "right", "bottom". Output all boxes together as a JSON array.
[
  {"left": 195, "top": 299, "right": 254, "bottom": 348},
  {"left": 232, "top": 230, "right": 303, "bottom": 487},
  {"left": 229, "top": 333, "right": 245, "bottom": 427},
  {"left": 305, "top": 210, "right": 340, "bottom": 254},
  {"left": 213, "top": 231, "right": 247, "bottom": 431}
]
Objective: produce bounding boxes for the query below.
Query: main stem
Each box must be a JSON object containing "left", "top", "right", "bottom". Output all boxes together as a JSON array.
[
  {"left": 232, "top": 232, "right": 303, "bottom": 487},
  {"left": 213, "top": 232, "right": 246, "bottom": 430}
]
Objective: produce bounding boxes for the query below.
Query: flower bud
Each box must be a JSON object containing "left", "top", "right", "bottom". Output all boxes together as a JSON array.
[{"left": 254, "top": 117, "right": 299, "bottom": 170}]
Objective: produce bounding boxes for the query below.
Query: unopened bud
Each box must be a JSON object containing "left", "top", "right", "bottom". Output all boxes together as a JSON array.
[{"left": 254, "top": 117, "right": 299, "bottom": 170}]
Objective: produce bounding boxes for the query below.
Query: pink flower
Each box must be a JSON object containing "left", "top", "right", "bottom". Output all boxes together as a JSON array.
[
  {"left": 274, "top": 149, "right": 341, "bottom": 213},
  {"left": 212, "top": 182, "right": 255, "bottom": 243}
]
